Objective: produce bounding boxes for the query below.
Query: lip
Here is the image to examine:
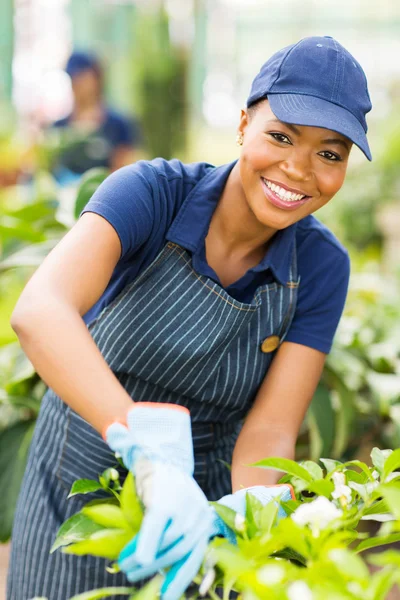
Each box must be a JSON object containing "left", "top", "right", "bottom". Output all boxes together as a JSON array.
[{"left": 261, "top": 178, "right": 311, "bottom": 211}]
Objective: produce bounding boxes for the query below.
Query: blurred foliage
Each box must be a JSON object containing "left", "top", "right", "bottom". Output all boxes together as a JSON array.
[
  {"left": 303, "top": 265, "right": 400, "bottom": 465},
  {"left": 130, "top": 8, "right": 188, "bottom": 159},
  {"left": 319, "top": 109, "right": 400, "bottom": 252}
]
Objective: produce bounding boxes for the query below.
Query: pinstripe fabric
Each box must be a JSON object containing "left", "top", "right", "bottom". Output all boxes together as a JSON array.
[{"left": 8, "top": 242, "right": 298, "bottom": 600}]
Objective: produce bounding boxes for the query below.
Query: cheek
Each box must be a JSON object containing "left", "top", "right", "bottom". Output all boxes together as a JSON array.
[
  {"left": 240, "top": 143, "right": 278, "bottom": 181},
  {"left": 318, "top": 167, "right": 347, "bottom": 200}
]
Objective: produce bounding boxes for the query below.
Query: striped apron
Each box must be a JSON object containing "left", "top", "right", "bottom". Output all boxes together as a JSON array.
[{"left": 7, "top": 241, "right": 298, "bottom": 600}]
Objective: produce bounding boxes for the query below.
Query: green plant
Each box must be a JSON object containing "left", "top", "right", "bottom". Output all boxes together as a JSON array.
[
  {"left": 0, "top": 167, "right": 107, "bottom": 541},
  {"left": 49, "top": 447, "right": 400, "bottom": 599},
  {"left": 305, "top": 269, "right": 400, "bottom": 464}
]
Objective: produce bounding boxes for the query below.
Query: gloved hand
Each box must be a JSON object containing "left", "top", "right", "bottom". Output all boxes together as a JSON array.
[
  {"left": 210, "top": 484, "right": 295, "bottom": 544},
  {"left": 104, "top": 403, "right": 214, "bottom": 600}
]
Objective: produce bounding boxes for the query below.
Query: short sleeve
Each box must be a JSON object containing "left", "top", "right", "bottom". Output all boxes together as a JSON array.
[
  {"left": 80, "top": 162, "right": 157, "bottom": 260},
  {"left": 285, "top": 238, "right": 350, "bottom": 354}
]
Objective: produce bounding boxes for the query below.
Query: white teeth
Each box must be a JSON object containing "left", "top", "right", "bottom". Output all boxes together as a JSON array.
[{"left": 263, "top": 179, "right": 306, "bottom": 202}]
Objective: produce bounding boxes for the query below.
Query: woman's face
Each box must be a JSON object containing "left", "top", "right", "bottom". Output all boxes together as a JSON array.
[{"left": 238, "top": 99, "right": 352, "bottom": 231}]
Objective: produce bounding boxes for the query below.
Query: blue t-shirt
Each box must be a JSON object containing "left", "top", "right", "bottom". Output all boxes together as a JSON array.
[
  {"left": 81, "top": 158, "right": 350, "bottom": 354},
  {"left": 53, "top": 108, "right": 142, "bottom": 175}
]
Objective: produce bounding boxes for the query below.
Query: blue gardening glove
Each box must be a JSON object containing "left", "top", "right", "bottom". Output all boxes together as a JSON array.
[
  {"left": 210, "top": 484, "right": 295, "bottom": 544},
  {"left": 105, "top": 403, "right": 214, "bottom": 600}
]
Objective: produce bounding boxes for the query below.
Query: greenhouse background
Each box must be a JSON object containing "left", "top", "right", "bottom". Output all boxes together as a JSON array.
[{"left": 1, "top": 0, "right": 400, "bottom": 597}]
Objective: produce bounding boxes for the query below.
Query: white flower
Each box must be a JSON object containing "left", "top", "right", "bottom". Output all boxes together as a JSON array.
[
  {"left": 372, "top": 469, "right": 380, "bottom": 480},
  {"left": 291, "top": 496, "right": 343, "bottom": 530},
  {"left": 199, "top": 568, "right": 216, "bottom": 596},
  {"left": 386, "top": 471, "right": 400, "bottom": 482},
  {"left": 257, "top": 564, "right": 285, "bottom": 585},
  {"left": 331, "top": 472, "right": 352, "bottom": 506},
  {"left": 234, "top": 513, "right": 246, "bottom": 533},
  {"left": 366, "top": 480, "right": 379, "bottom": 494},
  {"left": 287, "top": 581, "right": 313, "bottom": 600}
]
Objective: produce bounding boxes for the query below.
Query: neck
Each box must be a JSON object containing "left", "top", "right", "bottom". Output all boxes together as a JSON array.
[
  {"left": 208, "top": 162, "right": 277, "bottom": 260},
  {"left": 73, "top": 98, "right": 103, "bottom": 121}
]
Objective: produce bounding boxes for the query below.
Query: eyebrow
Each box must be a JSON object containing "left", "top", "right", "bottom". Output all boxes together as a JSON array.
[{"left": 267, "top": 118, "right": 351, "bottom": 151}]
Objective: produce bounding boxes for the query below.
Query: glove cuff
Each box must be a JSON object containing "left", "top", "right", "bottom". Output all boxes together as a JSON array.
[
  {"left": 105, "top": 402, "right": 194, "bottom": 475},
  {"left": 245, "top": 484, "right": 296, "bottom": 502}
]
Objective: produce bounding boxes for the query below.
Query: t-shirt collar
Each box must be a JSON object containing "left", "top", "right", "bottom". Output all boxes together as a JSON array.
[{"left": 166, "top": 160, "right": 297, "bottom": 285}]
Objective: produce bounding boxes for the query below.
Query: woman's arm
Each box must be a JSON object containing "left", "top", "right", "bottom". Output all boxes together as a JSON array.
[
  {"left": 10, "top": 212, "right": 134, "bottom": 433},
  {"left": 231, "top": 341, "right": 326, "bottom": 492}
]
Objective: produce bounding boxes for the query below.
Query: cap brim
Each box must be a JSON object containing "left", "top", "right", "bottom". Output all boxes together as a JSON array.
[{"left": 268, "top": 94, "right": 372, "bottom": 161}]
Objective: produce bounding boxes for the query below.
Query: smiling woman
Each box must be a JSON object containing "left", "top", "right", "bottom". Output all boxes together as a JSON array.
[{"left": 7, "top": 36, "right": 372, "bottom": 600}]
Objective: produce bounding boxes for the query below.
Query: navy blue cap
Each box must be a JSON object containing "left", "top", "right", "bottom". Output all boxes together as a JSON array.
[
  {"left": 65, "top": 51, "right": 101, "bottom": 78},
  {"left": 247, "top": 36, "right": 372, "bottom": 160}
]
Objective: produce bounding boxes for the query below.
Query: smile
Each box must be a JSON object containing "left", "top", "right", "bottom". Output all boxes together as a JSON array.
[{"left": 261, "top": 178, "right": 312, "bottom": 211}]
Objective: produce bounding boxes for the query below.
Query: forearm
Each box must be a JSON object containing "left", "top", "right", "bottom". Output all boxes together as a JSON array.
[
  {"left": 231, "top": 426, "right": 296, "bottom": 492},
  {"left": 11, "top": 301, "right": 134, "bottom": 433}
]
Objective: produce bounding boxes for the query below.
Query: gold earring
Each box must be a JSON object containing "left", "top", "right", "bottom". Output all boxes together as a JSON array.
[{"left": 236, "top": 133, "right": 243, "bottom": 146}]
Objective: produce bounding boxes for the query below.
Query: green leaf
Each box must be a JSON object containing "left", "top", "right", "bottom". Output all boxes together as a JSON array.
[
  {"left": 50, "top": 513, "right": 105, "bottom": 553},
  {"left": 367, "top": 550, "right": 400, "bottom": 568},
  {"left": 129, "top": 574, "right": 164, "bottom": 599},
  {"left": 82, "top": 505, "right": 131, "bottom": 531},
  {"left": 308, "top": 384, "right": 335, "bottom": 460},
  {"left": 5, "top": 345, "right": 35, "bottom": 386},
  {"left": 319, "top": 458, "right": 342, "bottom": 474},
  {"left": 251, "top": 457, "right": 314, "bottom": 483},
  {"left": 0, "top": 239, "right": 59, "bottom": 271},
  {"left": 120, "top": 472, "right": 143, "bottom": 533},
  {"left": 68, "top": 587, "right": 134, "bottom": 600},
  {"left": 259, "top": 500, "right": 279, "bottom": 534},
  {"left": 245, "top": 492, "right": 264, "bottom": 538},
  {"left": 331, "top": 460, "right": 374, "bottom": 482},
  {"left": 0, "top": 420, "right": 36, "bottom": 541},
  {"left": 306, "top": 479, "right": 335, "bottom": 497},
  {"left": 330, "top": 379, "right": 356, "bottom": 459},
  {"left": 63, "top": 528, "right": 133, "bottom": 560},
  {"left": 328, "top": 548, "right": 369, "bottom": 582},
  {"left": 371, "top": 447, "right": 390, "bottom": 476},
  {"left": 209, "top": 503, "right": 243, "bottom": 536},
  {"left": 299, "top": 460, "right": 324, "bottom": 480},
  {"left": 368, "top": 567, "right": 399, "bottom": 600},
  {"left": 74, "top": 168, "right": 109, "bottom": 220},
  {"left": 355, "top": 533, "right": 400, "bottom": 553},
  {"left": 68, "top": 479, "right": 103, "bottom": 498},
  {"left": 345, "top": 469, "right": 368, "bottom": 484},
  {"left": 383, "top": 448, "right": 400, "bottom": 482},
  {"left": 348, "top": 482, "right": 369, "bottom": 502},
  {"left": 362, "top": 499, "right": 390, "bottom": 516},
  {"left": 377, "top": 483, "right": 400, "bottom": 519},
  {"left": 99, "top": 468, "right": 120, "bottom": 489}
]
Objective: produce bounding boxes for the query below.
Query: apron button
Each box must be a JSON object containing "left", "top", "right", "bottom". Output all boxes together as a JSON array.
[{"left": 260, "top": 335, "right": 280, "bottom": 353}]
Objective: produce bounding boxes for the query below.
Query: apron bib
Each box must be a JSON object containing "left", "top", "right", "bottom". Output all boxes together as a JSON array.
[{"left": 8, "top": 242, "right": 298, "bottom": 600}]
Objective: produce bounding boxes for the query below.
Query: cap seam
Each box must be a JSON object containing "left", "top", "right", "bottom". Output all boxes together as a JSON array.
[{"left": 269, "top": 39, "right": 304, "bottom": 91}]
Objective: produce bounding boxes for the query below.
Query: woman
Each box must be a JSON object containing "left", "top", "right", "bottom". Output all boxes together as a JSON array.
[
  {"left": 52, "top": 51, "right": 142, "bottom": 183},
  {"left": 8, "top": 36, "right": 372, "bottom": 600}
]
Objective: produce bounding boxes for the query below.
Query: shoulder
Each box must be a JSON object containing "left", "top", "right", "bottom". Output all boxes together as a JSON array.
[
  {"left": 83, "top": 158, "right": 214, "bottom": 257},
  {"left": 106, "top": 157, "right": 214, "bottom": 201},
  {"left": 295, "top": 215, "right": 350, "bottom": 277}
]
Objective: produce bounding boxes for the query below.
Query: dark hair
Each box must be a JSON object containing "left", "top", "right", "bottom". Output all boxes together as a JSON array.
[{"left": 247, "top": 97, "right": 267, "bottom": 119}]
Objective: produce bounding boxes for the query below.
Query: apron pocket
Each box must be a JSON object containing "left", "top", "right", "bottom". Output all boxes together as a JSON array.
[{"left": 56, "top": 408, "right": 122, "bottom": 492}]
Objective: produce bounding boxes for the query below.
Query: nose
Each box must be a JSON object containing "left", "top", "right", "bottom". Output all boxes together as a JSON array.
[{"left": 279, "top": 149, "right": 313, "bottom": 183}]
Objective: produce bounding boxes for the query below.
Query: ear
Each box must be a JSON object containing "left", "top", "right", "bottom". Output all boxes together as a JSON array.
[{"left": 238, "top": 109, "right": 249, "bottom": 137}]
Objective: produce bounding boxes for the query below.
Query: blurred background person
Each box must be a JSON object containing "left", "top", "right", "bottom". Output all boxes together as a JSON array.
[{"left": 51, "top": 51, "right": 142, "bottom": 185}]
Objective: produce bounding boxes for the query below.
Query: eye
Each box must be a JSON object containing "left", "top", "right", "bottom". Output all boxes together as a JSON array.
[
  {"left": 319, "top": 150, "right": 342, "bottom": 162},
  {"left": 269, "top": 132, "right": 292, "bottom": 145}
]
